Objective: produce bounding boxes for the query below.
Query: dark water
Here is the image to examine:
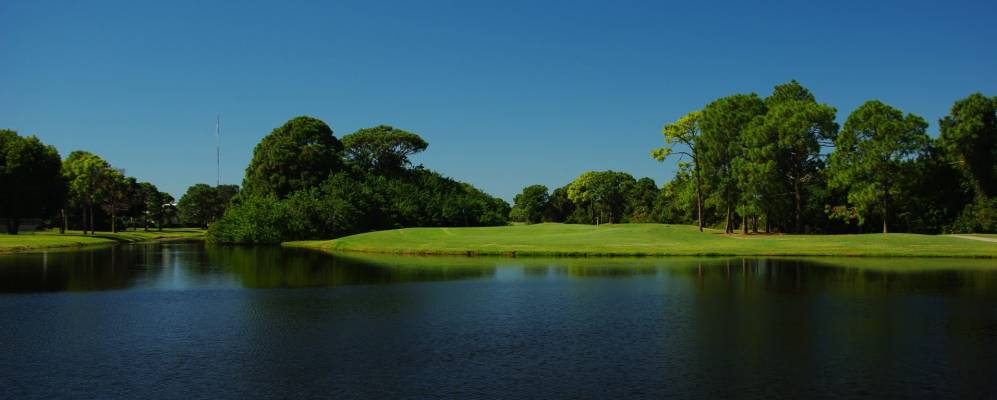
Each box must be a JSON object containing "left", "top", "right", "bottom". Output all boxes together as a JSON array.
[{"left": 1, "top": 241, "right": 996, "bottom": 399}]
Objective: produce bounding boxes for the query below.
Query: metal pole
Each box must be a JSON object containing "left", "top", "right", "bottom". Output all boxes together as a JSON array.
[{"left": 216, "top": 115, "right": 220, "bottom": 186}]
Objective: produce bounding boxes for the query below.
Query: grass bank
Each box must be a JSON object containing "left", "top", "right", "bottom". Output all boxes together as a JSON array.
[
  {"left": 286, "top": 223, "right": 997, "bottom": 258},
  {"left": 0, "top": 228, "right": 206, "bottom": 254}
]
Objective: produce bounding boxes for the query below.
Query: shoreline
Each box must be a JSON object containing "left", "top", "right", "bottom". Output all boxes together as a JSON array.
[
  {"left": 285, "top": 244, "right": 997, "bottom": 259},
  {"left": 0, "top": 229, "right": 207, "bottom": 255}
]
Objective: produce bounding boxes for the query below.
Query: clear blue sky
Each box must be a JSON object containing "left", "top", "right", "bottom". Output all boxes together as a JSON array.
[{"left": 2, "top": 0, "right": 995, "bottom": 201}]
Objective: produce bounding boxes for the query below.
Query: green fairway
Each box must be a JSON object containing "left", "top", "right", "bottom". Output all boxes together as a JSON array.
[
  {"left": 286, "top": 223, "right": 997, "bottom": 258},
  {"left": 0, "top": 228, "right": 206, "bottom": 254}
]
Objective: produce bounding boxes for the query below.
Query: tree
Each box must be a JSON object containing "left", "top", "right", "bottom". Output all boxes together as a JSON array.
[
  {"left": 699, "top": 94, "right": 766, "bottom": 233},
  {"left": 99, "top": 171, "right": 135, "bottom": 233},
  {"left": 544, "top": 186, "right": 575, "bottom": 222},
  {"left": 653, "top": 111, "right": 706, "bottom": 231},
  {"left": 0, "top": 130, "right": 65, "bottom": 234},
  {"left": 746, "top": 81, "right": 838, "bottom": 233},
  {"left": 512, "top": 185, "right": 549, "bottom": 224},
  {"left": 626, "top": 177, "right": 659, "bottom": 222},
  {"left": 214, "top": 185, "right": 240, "bottom": 217},
  {"left": 938, "top": 93, "right": 997, "bottom": 198},
  {"left": 654, "top": 164, "right": 700, "bottom": 225},
  {"left": 828, "top": 100, "right": 930, "bottom": 234},
  {"left": 243, "top": 116, "right": 344, "bottom": 198},
  {"left": 342, "top": 125, "right": 428, "bottom": 174},
  {"left": 567, "top": 171, "right": 636, "bottom": 224},
  {"left": 178, "top": 184, "right": 239, "bottom": 228},
  {"left": 178, "top": 184, "right": 216, "bottom": 227},
  {"left": 62, "top": 151, "right": 113, "bottom": 234},
  {"left": 138, "top": 183, "right": 174, "bottom": 231}
]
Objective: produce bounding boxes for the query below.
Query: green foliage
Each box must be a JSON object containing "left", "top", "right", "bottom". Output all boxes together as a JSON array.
[
  {"left": 98, "top": 171, "right": 135, "bottom": 233},
  {"left": 137, "top": 182, "right": 174, "bottom": 230},
  {"left": 626, "top": 177, "right": 658, "bottom": 222},
  {"left": 649, "top": 84, "right": 997, "bottom": 235},
  {"left": 949, "top": 196, "right": 997, "bottom": 233},
  {"left": 208, "top": 195, "right": 287, "bottom": 244},
  {"left": 828, "top": 100, "right": 930, "bottom": 233},
  {"left": 567, "top": 171, "right": 637, "bottom": 224},
  {"left": 544, "top": 186, "right": 576, "bottom": 223},
  {"left": 178, "top": 184, "right": 240, "bottom": 227},
  {"left": 242, "top": 116, "right": 344, "bottom": 198},
  {"left": 282, "top": 175, "right": 363, "bottom": 239},
  {"left": 699, "top": 93, "right": 766, "bottom": 232},
  {"left": 342, "top": 125, "right": 428, "bottom": 173},
  {"left": 745, "top": 81, "right": 838, "bottom": 232},
  {"left": 511, "top": 185, "right": 549, "bottom": 224},
  {"left": 211, "top": 166, "right": 509, "bottom": 243},
  {"left": 653, "top": 110, "right": 705, "bottom": 230},
  {"left": 0, "top": 130, "right": 65, "bottom": 234},
  {"left": 938, "top": 93, "right": 997, "bottom": 197},
  {"left": 654, "top": 165, "right": 698, "bottom": 224}
]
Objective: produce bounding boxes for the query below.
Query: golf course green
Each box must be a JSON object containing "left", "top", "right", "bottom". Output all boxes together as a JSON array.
[{"left": 286, "top": 223, "right": 997, "bottom": 258}]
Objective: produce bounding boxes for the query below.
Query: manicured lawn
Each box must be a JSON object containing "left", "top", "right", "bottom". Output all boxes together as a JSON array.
[
  {"left": 0, "top": 228, "right": 206, "bottom": 254},
  {"left": 286, "top": 223, "right": 997, "bottom": 258}
]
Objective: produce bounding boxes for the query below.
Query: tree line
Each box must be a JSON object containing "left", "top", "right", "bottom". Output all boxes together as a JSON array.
[
  {"left": 1, "top": 130, "right": 252, "bottom": 234},
  {"left": 509, "top": 82, "right": 995, "bottom": 234},
  {"left": 0, "top": 130, "right": 178, "bottom": 234},
  {"left": 207, "top": 117, "right": 510, "bottom": 243}
]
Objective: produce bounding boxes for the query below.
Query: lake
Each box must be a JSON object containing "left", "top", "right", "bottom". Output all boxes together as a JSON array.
[{"left": 1, "top": 241, "right": 996, "bottom": 399}]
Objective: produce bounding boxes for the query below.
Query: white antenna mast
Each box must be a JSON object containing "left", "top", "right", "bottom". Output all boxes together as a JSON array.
[{"left": 215, "top": 115, "right": 220, "bottom": 186}]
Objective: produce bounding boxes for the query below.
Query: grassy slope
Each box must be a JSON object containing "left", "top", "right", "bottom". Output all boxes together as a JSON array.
[
  {"left": 286, "top": 223, "right": 997, "bottom": 258},
  {"left": 0, "top": 228, "right": 206, "bottom": 254}
]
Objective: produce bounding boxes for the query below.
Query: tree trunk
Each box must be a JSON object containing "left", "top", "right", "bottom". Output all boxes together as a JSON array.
[
  {"left": 724, "top": 205, "right": 732, "bottom": 234},
  {"left": 111, "top": 209, "right": 117, "bottom": 233},
  {"left": 82, "top": 206, "right": 88, "bottom": 235},
  {"left": 742, "top": 201, "right": 748, "bottom": 234},
  {"left": 695, "top": 165, "right": 704, "bottom": 232},
  {"left": 61, "top": 208, "right": 67, "bottom": 234},
  {"left": 882, "top": 197, "right": 889, "bottom": 234},
  {"left": 89, "top": 205, "right": 94, "bottom": 235},
  {"left": 793, "top": 172, "right": 802, "bottom": 234}
]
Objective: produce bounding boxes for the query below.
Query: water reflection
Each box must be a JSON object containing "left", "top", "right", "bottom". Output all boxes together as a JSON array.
[{"left": 0, "top": 242, "right": 995, "bottom": 294}]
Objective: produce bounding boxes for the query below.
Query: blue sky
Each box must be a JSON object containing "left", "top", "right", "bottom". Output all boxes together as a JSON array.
[{"left": 2, "top": 0, "right": 995, "bottom": 201}]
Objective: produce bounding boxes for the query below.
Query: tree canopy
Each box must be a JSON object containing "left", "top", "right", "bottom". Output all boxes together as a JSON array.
[
  {"left": 938, "top": 93, "right": 997, "bottom": 197},
  {"left": 178, "top": 184, "right": 240, "bottom": 228},
  {"left": 342, "top": 125, "right": 428, "bottom": 174},
  {"left": 511, "top": 185, "right": 550, "bottom": 224},
  {"left": 653, "top": 111, "right": 705, "bottom": 230},
  {"left": 243, "top": 116, "right": 344, "bottom": 198},
  {"left": 209, "top": 117, "right": 509, "bottom": 243},
  {"left": 699, "top": 93, "right": 766, "bottom": 233},
  {"left": 827, "top": 100, "right": 929, "bottom": 233},
  {"left": 0, "top": 130, "right": 64, "bottom": 234}
]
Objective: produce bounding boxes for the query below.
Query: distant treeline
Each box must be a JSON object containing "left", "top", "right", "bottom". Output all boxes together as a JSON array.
[
  {"left": 6, "top": 81, "right": 993, "bottom": 238},
  {"left": 0, "top": 130, "right": 245, "bottom": 234},
  {"left": 207, "top": 117, "right": 510, "bottom": 243},
  {"left": 0, "top": 130, "right": 177, "bottom": 234},
  {"left": 509, "top": 82, "right": 996, "bottom": 234}
]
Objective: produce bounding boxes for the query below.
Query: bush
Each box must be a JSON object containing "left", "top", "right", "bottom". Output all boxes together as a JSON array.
[
  {"left": 948, "top": 196, "right": 997, "bottom": 233},
  {"left": 208, "top": 195, "right": 287, "bottom": 244}
]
